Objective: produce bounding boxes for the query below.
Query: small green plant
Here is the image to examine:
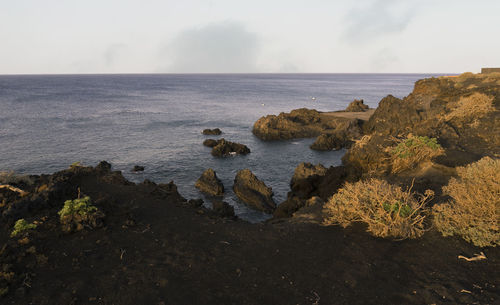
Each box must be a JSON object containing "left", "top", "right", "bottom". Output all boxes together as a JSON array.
[
  {"left": 58, "top": 196, "right": 97, "bottom": 220},
  {"left": 70, "top": 161, "right": 82, "bottom": 168},
  {"left": 382, "top": 201, "right": 414, "bottom": 218},
  {"left": 11, "top": 219, "right": 37, "bottom": 237},
  {"left": 388, "top": 135, "right": 444, "bottom": 173}
]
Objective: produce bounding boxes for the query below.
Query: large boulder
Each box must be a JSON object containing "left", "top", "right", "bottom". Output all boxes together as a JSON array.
[
  {"left": 273, "top": 165, "right": 357, "bottom": 219},
  {"left": 345, "top": 99, "right": 369, "bottom": 112},
  {"left": 310, "top": 133, "right": 348, "bottom": 151},
  {"left": 202, "top": 128, "right": 222, "bottom": 135},
  {"left": 290, "top": 162, "right": 327, "bottom": 186},
  {"left": 195, "top": 168, "right": 224, "bottom": 196},
  {"left": 233, "top": 169, "right": 276, "bottom": 213},
  {"left": 211, "top": 139, "right": 250, "bottom": 157},
  {"left": 203, "top": 139, "right": 218, "bottom": 147}
]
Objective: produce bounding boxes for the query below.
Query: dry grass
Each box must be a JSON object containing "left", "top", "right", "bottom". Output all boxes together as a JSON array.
[
  {"left": 388, "top": 135, "right": 445, "bottom": 174},
  {"left": 433, "top": 157, "right": 500, "bottom": 247},
  {"left": 323, "top": 179, "right": 433, "bottom": 239},
  {"left": 444, "top": 92, "right": 495, "bottom": 121},
  {"left": 352, "top": 135, "right": 372, "bottom": 149}
]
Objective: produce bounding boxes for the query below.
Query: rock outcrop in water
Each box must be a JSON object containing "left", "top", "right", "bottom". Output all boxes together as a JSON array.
[
  {"left": 233, "top": 169, "right": 275, "bottom": 213},
  {"left": 195, "top": 168, "right": 224, "bottom": 196},
  {"left": 211, "top": 139, "right": 250, "bottom": 157},
  {"left": 310, "top": 133, "right": 351, "bottom": 151},
  {"left": 203, "top": 139, "right": 218, "bottom": 147},
  {"left": 345, "top": 99, "right": 369, "bottom": 112},
  {"left": 252, "top": 108, "right": 364, "bottom": 142},
  {"left": 274, "top": 164, "right": 358, "bottom": 219},
  {"left": 202, "top": 128, "right": 222, "bottom": 135}
]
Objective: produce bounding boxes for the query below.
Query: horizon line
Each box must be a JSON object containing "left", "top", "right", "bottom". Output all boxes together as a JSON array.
[{"left": 0, "top": 72, "right": 460, "bottom": 76}]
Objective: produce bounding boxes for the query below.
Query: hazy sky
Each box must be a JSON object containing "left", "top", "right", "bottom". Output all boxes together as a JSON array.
[{"left": 1, "top": 0, "right": 499, "bottom": 74}]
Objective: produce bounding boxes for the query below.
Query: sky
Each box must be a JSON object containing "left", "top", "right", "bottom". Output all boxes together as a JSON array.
[{"left": 1, "top": 0, "right": 499, "bottom": 74}]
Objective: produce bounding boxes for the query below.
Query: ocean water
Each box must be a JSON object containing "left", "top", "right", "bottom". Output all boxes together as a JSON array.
[{"left": 0, "top": 73, "right": 442, "bottom": 221}]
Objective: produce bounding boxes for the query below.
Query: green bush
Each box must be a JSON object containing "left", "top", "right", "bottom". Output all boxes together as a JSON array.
[
  {"left": 389, "top": 135, "right": 444, "bottom": 173},
  {"left": 433, "top": 157, "right": 500, "bottom": 247},
  {"left": 58, "top": 196, "right": 97, "bottom": 220},
  {"left": 11, "top": 219, "right": 37, "bottom": 237}
]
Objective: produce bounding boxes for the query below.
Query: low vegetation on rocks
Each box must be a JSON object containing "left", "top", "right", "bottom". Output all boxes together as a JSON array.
[
  {"left": 58, "top": 196, "right": 104, "bottom": 232},
  {"left": 10, "top": 219, "right": 37, "bottom": 237},
  {"left": 433, "top": 157, "right": 500, "bottom": 247},
  {"left": 323, "top": 178, "right": 433, "bottom": 239},
  {"left": 388, "top": 135, "right": 444, "bottom": 173}
]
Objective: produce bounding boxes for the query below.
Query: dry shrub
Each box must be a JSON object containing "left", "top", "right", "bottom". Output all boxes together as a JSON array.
[
  {"left": 353, "top": 134, "right": 372, "bottom": 148},
  {"left": 388, "top": 135, "right": 444, "bottom": 174},
  {"left": 433, "top": 157, "right": 500, "bottom": 247},
  {"left": 444, "top": 92, "right": 495, "bottom": 121},
  {"left": 323, "top": 179, "right": 433, "bottom": 239}
]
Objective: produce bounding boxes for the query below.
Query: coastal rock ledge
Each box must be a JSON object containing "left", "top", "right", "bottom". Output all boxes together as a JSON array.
[
  {"left": 195, "top": 168, "right": 224, "bottom": 196},
  {"left": 252, "top": 108, "right": 363, "bottom": 141},
  {"left": 233, "top": 169, "right": 276, "bottom": 213}
]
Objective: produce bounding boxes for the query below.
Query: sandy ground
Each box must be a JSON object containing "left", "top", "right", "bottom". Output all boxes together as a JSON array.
[{"left": 320, "top": 109, "right": 375, "bottom": 121}]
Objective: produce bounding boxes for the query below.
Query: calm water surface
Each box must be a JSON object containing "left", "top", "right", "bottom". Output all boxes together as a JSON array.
[{"left": 0, "top": 74, "right": 444, "bottom": 221}]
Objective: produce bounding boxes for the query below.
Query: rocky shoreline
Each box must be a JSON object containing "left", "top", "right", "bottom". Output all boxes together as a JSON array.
[{"left": 1, "top": 73, "right": 498, "bottom": 304}]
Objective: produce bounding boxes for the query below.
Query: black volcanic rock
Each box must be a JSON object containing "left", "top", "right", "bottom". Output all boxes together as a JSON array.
[
  {"left": 202, "top": 128, "right": 222, "bottom": 135},
  {"left": 195, "top": 168, "right": 224, "bottom": 196},
  {"left": 131, "top": 165, "right": 145, "bottom": 172},
  {"left": 203, "top": 139, "right": 218, "bottom": 147},
  {"left": 211, "top": 139, "right": 250, "bottom": 157},
  {"left": 310, "top": 133, "right": 349, "bottom": 151},
  {"left": 212, "top": 200, "right": 235, "bottom": 218},
  {"left": 233, "top": 169, "right": 275, "bottom": 213}
]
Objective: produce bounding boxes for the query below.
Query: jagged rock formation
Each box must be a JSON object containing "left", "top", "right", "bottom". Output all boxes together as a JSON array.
[
  {"left": 233, "top": 169, "right": 275, "bottom": 213},
  {"left": 273, "top": 164, "right": 358, "bottom": 219},
  {"left": 355, "top": 73, "right": 500, "bottom": 170},
  {"left": 310, "top": 133, "right": 350, "bottom": 151},
  {"left": 203, "top": 139, "right": 218, "bottom": 147},
  {"left": 195, "top": 168, "right": 224, "bottom": 196},
  {"left": 345, "top": 99, "right": 369, "bottom": 112},
  {"left": 210, "top": 139, "right": 251, "bottom": 157}
]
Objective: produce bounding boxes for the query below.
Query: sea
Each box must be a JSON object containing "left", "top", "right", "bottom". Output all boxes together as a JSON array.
[{"left": 0, "top": 73, "right": 443, "bottom": 221}]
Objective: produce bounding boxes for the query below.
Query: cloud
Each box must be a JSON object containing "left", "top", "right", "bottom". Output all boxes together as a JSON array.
[
  {"left": 370, "top": 48, "right": 399, "bottom": 72},
  {"left": 162, "top": 21, "right": 260, "bottom": 73},
  {"left": 341, "top": 0, "right": 417, "bottom": 45},
  {"left": 104, "top": 43, "right": 127, "bottom": 67}
]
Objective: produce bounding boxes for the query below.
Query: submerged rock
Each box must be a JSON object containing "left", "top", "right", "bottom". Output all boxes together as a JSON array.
[
  {"left": 131, "top": 165, "right": 145, "bottom": 172},
  {"left": 345, "top": 99, "right": 369, "bottom": 112},
  {"left": 233, "top": 169, "right": 276, "bottom": 213},
  {"left": 211, "top": 139, "right": 250, "bottom": 157},
  {"left": 202, "top": 128, "right": 222, "bottom": 135},
  {"left": 195, "top": 168, "right": 224, "bottom": 196}
]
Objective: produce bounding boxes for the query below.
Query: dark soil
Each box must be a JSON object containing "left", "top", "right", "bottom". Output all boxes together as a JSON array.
[{"left": 1, "top": 167, "right": 498, "bottom": 305}]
